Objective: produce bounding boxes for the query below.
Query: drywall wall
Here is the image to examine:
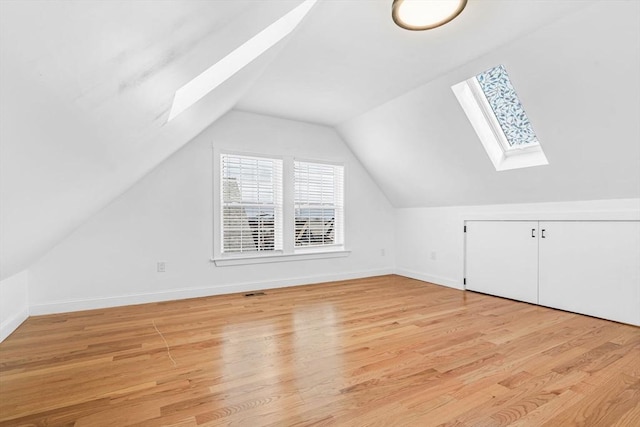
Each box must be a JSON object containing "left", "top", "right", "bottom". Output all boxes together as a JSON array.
[
  {"left": 28, "top": 111, "right": 395, "bottom": 314},
  {"left": 338, "top": 1, "right": 640, "bottom": 207},
  {"left": 0, "top": 270, "right": 29, "bottom": 342},
  {"left": 395, "top": 198, "right": 640, "bottom": 289}
]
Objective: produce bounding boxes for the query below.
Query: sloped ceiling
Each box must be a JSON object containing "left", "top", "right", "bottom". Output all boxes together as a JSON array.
[
  {"left": 1, "top": 0, "right": 638, "bottom": 280},
  {"left": 0, "top": 0, "right": 305, "bottom": 279}
]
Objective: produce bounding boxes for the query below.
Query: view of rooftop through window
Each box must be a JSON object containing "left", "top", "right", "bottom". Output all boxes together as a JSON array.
[{"left": 476, "top": 65, "right": 539, "bottom": 148}]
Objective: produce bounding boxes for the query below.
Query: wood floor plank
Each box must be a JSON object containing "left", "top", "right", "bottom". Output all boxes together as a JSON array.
[{"left": 1, "top": 275, "right": 638, "bottom": 426}]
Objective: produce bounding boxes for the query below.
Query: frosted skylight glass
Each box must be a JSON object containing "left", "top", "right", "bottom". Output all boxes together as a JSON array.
[
  {"left": 476, "top": 65, "right": 538, "bottom": 147},
  {"left": 168, "top": 0, "right": 317, "bottom": 121}
]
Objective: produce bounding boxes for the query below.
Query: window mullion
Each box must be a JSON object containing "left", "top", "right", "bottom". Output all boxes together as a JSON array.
[{"left": 282, "top": 155, "right": 295, "bottom": 254}]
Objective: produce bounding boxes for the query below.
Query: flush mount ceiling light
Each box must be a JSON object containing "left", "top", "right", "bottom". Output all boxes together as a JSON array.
[{"left": 392, "top": 0, "right": 467, "bottom": 31}]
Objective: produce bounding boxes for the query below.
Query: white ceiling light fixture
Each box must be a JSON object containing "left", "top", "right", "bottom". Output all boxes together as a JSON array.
[
  {"left": 168, "top": 0, "right": 317, "bottom": 121},
  {"left": 392, "top": 0, "right": 467, "bottom": 31}
]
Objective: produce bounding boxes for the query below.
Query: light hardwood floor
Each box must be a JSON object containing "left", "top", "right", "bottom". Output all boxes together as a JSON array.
[{"left": 1, "top": 275, "right": 638, "bottom": 426}]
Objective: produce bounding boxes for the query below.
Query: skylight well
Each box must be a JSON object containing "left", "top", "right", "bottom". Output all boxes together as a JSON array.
[
  {"left": 452, "top": 65, "right": 548, "bottom": 171},
  {"left": 168, "top": 0, "right": 317, "bottom": 121}
]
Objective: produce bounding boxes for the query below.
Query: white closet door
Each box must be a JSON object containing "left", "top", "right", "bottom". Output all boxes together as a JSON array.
[
  {"left": 465, "top": 221, "right": 539, "bottom": 304},
  {"left": 539, "top": 221, "right": 640, "bottom": 326}
]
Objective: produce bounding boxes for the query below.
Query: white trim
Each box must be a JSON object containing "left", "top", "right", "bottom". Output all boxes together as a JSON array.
[
  {"left": 395, "top": 268, "right": 462, "bottom": 290},
  {"left": 28, "top": 268, "right": 391, "bottom": 316},
  {"left": 283, "top": 155, "right": 295, "bottom": 253},
  {"left": 460, "top": 210, "right": 640, "bottom": 222},
  {"left": 212, "top": 249, "right": 350, "bottom": 266},
  {"left": 293, "top": 157, "right": 344, "bottom": 167},
  {"left": 0, "top": 307, "right": 29, "bottom": 343}
]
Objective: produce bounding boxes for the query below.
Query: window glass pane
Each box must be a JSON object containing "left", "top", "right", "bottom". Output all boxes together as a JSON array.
[
  {"left": 476, "top": 65, "right": 538, "bottom": 147},
  {"left": 295, "top": 208, "right": 335, "bottom": 246}
]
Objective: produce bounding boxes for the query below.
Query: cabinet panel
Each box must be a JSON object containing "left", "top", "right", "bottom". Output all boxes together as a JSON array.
[
  {"left": 465, "top": 221, "right": 538, "bottom": 304},
  {"left": 539, "top": 221, "right": 640, "bottom": 325}
]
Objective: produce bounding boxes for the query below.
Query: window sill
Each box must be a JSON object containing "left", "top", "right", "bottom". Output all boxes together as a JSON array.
[{"left": 211, "top": 249, "right": 350, "bottom": 267}]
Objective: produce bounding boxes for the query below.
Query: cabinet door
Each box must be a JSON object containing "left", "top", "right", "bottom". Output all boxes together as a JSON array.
[
  {"left": 465, "top": 221, "right": 539, "bottom": 304},
  {"left": 539, "top": 221, "right": 640, "bottom": 326}
]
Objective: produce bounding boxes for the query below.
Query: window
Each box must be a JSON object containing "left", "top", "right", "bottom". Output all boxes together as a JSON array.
[
  {"left": 475, "top": 65, "right": 539, "bottom": 150},
  {"left": 215, "top": 153, "right": 347, "bottom": 265},
  {"left": 452, "top": 64, "right": 548, "bottom": 171},
  {"left": 294, "top": 161, "right": 344, "bottom": 248},
  {"left": 220, "top": 154, "right": 282, "bottom": 253},
  {"left": 168, "top": 0, "right": 317, "bottom": 121}
]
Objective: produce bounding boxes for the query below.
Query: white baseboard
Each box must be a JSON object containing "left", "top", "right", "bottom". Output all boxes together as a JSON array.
[
  {"left": 395, "top": 268, "right": 463, "bottom": 290},
  {"left": 0, "top": 307, "right": 29, "bottom": 343},
  {"left": 29, "top": 268, "right": 395, "bottom": 316}
]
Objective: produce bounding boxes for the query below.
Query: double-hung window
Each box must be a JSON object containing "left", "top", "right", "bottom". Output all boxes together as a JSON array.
[
  {"left": 216, "top": 153, "right": 345, "bottom": 264},
  {"left": 220, "top": 154, "right": 283, "bottom": 254},
  {"left": 294, "top": 161, "right": 344, "bottom": 248}
]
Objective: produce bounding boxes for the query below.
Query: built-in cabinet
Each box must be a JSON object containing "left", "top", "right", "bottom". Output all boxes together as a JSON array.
[
  {"left": 465, "top": 220, "right": 640, "bottom": 326},
  {"left": 465, "top": 221, "right": 539, "bottom": 304}
]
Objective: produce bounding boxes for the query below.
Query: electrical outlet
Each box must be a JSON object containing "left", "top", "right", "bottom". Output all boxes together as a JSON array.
[
  {"left": 157, "top": 261, "right": 166, "bottom": 273},
  {"left": 430, "top": 251, "right": 437, "bottom": 260},
  {"left": 380, "top": 248, "right": 386, "bottom": 256}
]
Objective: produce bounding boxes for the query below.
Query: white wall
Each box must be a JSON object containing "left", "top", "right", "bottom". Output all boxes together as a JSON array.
[
  {"left": 28, "top": 111, "right": 395, "bottom": 314},
  {"left": 395, "top": 198, "right": 640, "bottom": 289},
  {"left": 0, "top": 270, "right": 29, "bottom": 342}
]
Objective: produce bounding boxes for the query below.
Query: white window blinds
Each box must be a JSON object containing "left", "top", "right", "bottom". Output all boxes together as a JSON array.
[
  {"left": 221, "top": 154, "right": 283, "bottom": 253},
  {"left": 294, "top": 161, "right": 344, "bottom": 248}
]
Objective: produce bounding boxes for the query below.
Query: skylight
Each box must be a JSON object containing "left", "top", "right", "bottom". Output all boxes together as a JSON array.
[
  {"left": 168, "top": 0, "right": 317, "bottom": 121},
  {"left": 476, "top": 65, "right": 539, "bottom": 148},
  {"left": 452, "top": 65, "right": 548, "bottom": 171}
]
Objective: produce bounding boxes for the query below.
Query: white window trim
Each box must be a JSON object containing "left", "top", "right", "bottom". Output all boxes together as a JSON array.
[
  {"left": 212, "top": 148, "right": 348, "bottom": 266},
  {"left": 211, "top": 249, "right": 350, "bottom": 267}
]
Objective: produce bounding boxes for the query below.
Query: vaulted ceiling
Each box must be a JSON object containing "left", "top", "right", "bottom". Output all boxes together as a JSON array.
[{"left": 1, "top": 0, "right": 638, "bottom": 280}]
